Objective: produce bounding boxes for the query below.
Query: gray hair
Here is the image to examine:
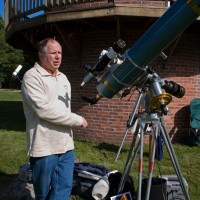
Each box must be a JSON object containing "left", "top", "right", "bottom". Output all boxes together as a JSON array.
[{"left": 38, "top": 38, "right": 59, "bottom": 53}]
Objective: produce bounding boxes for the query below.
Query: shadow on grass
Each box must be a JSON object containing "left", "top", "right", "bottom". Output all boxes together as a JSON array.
[
  {"left": 95, "top": 142, "right": 126, "bottom": 153},
  {"left": 0, "top": 172, "right": 18, "bottom": 190},
  {"left": 96, "top": 142, "right": 127, "bottom": 162},
  {"left": 0, "top": 171, "right": 34, "bottom": 200},
  {"left": 0, "top": 101, "right": 25, "bottom": 131},
  {"left": 95, "top": 142, "right": 150, "bottom": 158}
]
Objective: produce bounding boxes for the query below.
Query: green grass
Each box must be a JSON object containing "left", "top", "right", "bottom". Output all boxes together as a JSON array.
[
  {"left": 0, "top": 89, "right": 28, "bottom": 189},
  {"left": 0, "top": 89, "right": 199, "bottom": 199}
]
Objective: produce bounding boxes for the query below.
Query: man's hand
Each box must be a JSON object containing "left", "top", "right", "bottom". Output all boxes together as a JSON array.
[{"left": 82, "top": 118, "right": 88, "bottom": 128}]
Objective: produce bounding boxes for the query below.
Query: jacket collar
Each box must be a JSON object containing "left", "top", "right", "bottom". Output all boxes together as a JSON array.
[{"left": 34, "top": 62, "right": 61, "bottom": 77}]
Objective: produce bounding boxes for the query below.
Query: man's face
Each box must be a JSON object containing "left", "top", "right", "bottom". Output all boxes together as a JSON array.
[{"left": 39, "top": 40, "right": 62, "bottom": 73}]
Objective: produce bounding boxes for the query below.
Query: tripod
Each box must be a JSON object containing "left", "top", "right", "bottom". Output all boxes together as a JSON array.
[{"left": 116, "top": 92, "right": 190, "bottom": 200}]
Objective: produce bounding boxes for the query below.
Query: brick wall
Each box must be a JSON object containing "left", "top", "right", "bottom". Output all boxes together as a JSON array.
[{"left": 60, "top": 18, "right": 200, "bottom": 145}]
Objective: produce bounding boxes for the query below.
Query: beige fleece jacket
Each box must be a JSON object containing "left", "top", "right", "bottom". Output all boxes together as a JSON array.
[{"left": 21, "top": 63, "right": 83, "bottom": 157}]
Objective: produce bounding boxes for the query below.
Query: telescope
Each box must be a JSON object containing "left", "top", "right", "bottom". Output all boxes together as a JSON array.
[
  {"left": 81, "top": 0, "right": 200, "bottom": 114},
  {"left": 12, "top": 65, "right": 23, "bottom": 83}
]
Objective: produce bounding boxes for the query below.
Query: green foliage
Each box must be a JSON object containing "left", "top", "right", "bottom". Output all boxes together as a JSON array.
[{"left": 0, "top": 16, "right": 24, "bottom": 87}]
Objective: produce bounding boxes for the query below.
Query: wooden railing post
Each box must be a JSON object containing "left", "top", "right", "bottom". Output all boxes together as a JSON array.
[
  {"left": 4, "top": 0, "right": 9, "bottom": 29},
  {"left": 14, "top": 0, "right": 17, "bottom": 16},
  {"left": 44, "top": 0, "right": 48, "bottom": 7}
]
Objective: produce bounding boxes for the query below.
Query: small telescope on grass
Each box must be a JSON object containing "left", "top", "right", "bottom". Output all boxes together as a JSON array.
[{"left": 12, "top": 65, "right": 23, "bottom": 83}]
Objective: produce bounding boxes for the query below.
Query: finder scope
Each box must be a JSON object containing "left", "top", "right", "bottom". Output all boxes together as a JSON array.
[{"left": 80, "top": 39, "right": 126, "bottom": 87}]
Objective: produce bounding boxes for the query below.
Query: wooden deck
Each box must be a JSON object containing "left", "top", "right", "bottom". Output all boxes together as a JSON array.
[
  {"left": 4, "top": 0, "right": 169, "bottom": 38},
  {"left": 4, "top": 0, "right": 172, "bottom": 51}
]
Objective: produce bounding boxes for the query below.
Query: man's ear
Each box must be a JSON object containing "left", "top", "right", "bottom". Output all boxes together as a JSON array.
[{"left": 38, "top": 52, "right": 43, "bottom": 59}]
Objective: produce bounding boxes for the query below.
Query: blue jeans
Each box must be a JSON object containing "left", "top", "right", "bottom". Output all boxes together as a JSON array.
[{"left": 30, "top": 150, "right": 75, "bottom": 200}]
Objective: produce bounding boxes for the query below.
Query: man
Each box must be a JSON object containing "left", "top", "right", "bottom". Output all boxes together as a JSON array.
[{"left": 21, "top": 38, "right": 88, "bottom": 200}]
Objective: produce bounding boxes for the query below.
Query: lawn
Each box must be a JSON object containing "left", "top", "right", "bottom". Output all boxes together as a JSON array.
[{"left": 0, "top": 89, "right": 199, "bottom": 199}]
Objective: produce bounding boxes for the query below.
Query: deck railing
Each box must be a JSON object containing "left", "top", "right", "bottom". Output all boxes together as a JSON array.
[
  {"left": 4, "top": 0, "right": 169, "bottom": 32},
  {"left": 4, "top": 0, "right": 103, "bottom": 30}
]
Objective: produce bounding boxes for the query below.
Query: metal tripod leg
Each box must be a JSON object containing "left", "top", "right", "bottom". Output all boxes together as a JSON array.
[
  {"left": 117, "top": 120, "right": 141, "bottom": 194},
  {"left": 117, "top": 113, "right": 190, "bottom": 200},
  {"left": 115, "top": 92, "right": 143, "bottom": 162},
  {"left": 137, "top": 121, "right": 144, "bottom": 200},
  {"left": 117, "top": 114, "right": 158, "bottom": 200},
  {"left": 136, "top": 114, "right": 161, "bottom": 200},
  {"left": 160, "top": 118, "right": 190, "bottom": 200},
  {"left": 142, "top": 121, "right": 159, "bottom": 200}
]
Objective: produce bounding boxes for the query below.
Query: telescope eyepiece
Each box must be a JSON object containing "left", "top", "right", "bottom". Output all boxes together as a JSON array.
[{"left": 112, "top": 39, "right": 126, "bottom": 54}]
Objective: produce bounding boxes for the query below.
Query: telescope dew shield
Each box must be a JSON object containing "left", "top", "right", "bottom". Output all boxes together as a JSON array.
[{"left": 96, "top": 0, "right": 200, "bottom": 99}]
